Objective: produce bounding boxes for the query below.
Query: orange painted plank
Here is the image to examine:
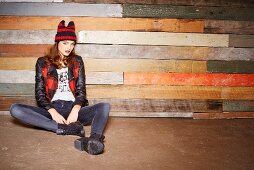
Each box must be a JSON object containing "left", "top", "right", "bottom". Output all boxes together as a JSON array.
[
  {"left": 124, "top": 72, "right": 254, "bottom": 87},
  {"left": 0, "top": 44, "right": 50, "bottom": 57},
  {"left": 0, "top": 16, "right": 204, "bottom": 33}
]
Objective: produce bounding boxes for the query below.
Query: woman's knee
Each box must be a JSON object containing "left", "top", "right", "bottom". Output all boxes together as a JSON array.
[
  {"left": 10, "top": 104, "right": 25, "bottom": 118},
  {"left": 97, "top": 102, "right": 111, "bottom": 116}
]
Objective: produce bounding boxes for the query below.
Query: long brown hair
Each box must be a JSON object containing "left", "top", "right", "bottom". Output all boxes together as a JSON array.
[{"left": 44, "top": 42, "right": 76, "bottom": 69}]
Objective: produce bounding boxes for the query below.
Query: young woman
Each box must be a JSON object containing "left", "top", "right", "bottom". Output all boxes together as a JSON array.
[{"left": 10, "top": 20, "right": 110, "bottom": 155}]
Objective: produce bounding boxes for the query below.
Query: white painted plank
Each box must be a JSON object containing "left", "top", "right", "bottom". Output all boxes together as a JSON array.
[
  {"left": 0, "top": 3, "right": 122, "bottom": 17},
  {"left": 0, "top": 30, "right": 229, "bottom": 47},
  {"left": 0, "top": 30, "right": 55, "bottom": 44},
  {"left": 88, "top": 72, "right": 123, "bottom": 85},
  {"left": 0, "top": 111, "right": 10, "bottom": 115},
  {"left": 79, "top": 31, "right": 229, "bottom": 47},
  {"left": 0, "top": 70, "right": 123, "bottom": 84},
  {"left": 0, "top": 70, "right": 35, "bottom": 83}
]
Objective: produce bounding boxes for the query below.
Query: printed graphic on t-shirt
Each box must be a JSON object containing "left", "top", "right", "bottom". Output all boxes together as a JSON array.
[
  {"left": 51, "top": 67, "right": 75, "bottom": 102},
  {"left": 58, "top": 70, "right": 70, "bottom": 92}
]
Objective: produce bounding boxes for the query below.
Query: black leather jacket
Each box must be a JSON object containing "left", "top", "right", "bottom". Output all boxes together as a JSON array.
[{"left": 35, "top": 55, "right": 89, "bottom": 110}]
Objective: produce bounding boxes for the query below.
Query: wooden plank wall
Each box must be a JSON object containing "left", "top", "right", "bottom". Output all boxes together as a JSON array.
[{"left": 0, "top": 0, "right": 254, "bottom": 119}]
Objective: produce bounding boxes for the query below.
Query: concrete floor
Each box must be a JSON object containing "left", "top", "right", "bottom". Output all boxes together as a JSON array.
[{"left": 0, "top": 116, "right": 254, "bottom": 170}]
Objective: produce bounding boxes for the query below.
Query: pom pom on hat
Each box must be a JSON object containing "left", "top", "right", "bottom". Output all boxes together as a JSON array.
[{"left": 55, "top": 20, "right": 77, "bottom": 42}]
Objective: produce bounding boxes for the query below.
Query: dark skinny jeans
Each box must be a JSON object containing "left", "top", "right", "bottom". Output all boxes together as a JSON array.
[{"left": 10, "top": 100, "right": 110, "bottom": 135}]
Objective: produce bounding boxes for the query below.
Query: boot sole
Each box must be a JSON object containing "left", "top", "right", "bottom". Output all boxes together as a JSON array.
[{"left": 74, "top": 138, "right": 104, "bottom": 155}]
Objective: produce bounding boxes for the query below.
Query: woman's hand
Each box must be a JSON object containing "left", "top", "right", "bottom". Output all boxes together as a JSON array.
[
  {"left": 67, "top": 105, "right": 81, "bottom": 124},
  {"left": 48, "top": 108, "right": 67, "bottom": 124}
]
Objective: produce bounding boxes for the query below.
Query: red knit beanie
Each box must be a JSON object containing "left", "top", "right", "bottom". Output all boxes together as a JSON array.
[{"left": 55, "top": 20, "right": 77, "bottom": 42}]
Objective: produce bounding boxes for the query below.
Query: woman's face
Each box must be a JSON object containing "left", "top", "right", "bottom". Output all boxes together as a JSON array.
[{"left": 58, "top": 40, "right": 75, "bottom": 57}]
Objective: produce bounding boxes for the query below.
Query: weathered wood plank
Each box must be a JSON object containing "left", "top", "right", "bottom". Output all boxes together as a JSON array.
[
  {"left": 0, "top": 3, "right": 122, "bottom": 17},
  {"left": 0, "top": 30, "right": 55, "bottom": 44},
  {"left": 0, "top": 16, "right": 204, "bottom": 33},
  {"left": 0, "top": 96, "right": 222, "bottom": 112},
  {"left": 123, "top": 4, "right": 254, "bottom": 21},
  {"left": 0, "top": 57, "right": 207, "bottom": 73},
  {"left": 0, "top": 30, "right": 228, "bottom": 46},
  {"left": 0, "top": 110, "right": 193, "bottom": 117},
  {"left": 1, "top": 84, "right": 254, "bottom": 100},
  {"left": 65, "top": 0, "right": 254, "bottom": 7},
  {"left": 109, "top": 112, "right": 193, "bottom": 117},
  {"left": 0, "top": 96, "right": 36, "bottom": 111},
  {"left": 79, "top": 31, "right": 229, "bottom": 47},
  {"left": 0, "top": 44, "right": 50, "bottom": 57},
  {"left": 85, "top": 99, "right": 221, "bottom": 112},
  {"left": 76, "top": 45, "right": 254, "bottom": 61},
  {"left": 193, "top": 112, "right": 254, "bottom": 119},
  {"left": 207, "top": 61, "right": 254, "bottom": 74},
  {"left": 1, "top": 0, "right": 63, "bottom": 2},
  {"left": 124, "top": 73, "right": 254, "bottom": 87},
  {"left": 205, "top": 20, "right": 254, "bottom": 35},
  {"left": 0, "top": 111, "right": 10, "bottom": 115},
  {"left": 229, "top": 35, "right": 254, "bottom": 48},
  {"left": 223, "top": 100, "right": 254, "bottom": 112},
  {"left": 2, "top": 44, "right": 253, "bottom": 61},
  {"left": 0, "top": 57, "right": 38, "bottom": 70},
  {"left": 0, "top": 70, "right": 123, "bottom": 84},
  {"left": 85, "top": 59, "right": 206, "bottom": 73}
]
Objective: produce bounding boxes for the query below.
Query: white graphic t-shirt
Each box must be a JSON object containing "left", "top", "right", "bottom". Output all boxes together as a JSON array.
[{"left": 51, "top": 67, "right": 75, "bottom": 102}]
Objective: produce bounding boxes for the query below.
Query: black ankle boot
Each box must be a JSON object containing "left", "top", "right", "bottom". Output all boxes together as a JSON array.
[
  {"left": 56, "top": 121, "right": 85, "bottom": 137},
  {"left": 74, "top": 133, "right": 105, "bottom": 155}
]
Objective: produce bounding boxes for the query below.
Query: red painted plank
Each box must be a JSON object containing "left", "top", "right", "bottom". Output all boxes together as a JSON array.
[{"left": 124, "top": 73, "right": 254, "bottom": 87}]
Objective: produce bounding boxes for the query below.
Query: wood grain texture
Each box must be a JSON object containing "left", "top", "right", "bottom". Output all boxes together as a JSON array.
[
  {"left": 1, "top": 0, "right": 63, "bottom": 2},
  {"left": 124, "top": 73, "right": 254, "bottom": 87},
  {"left": 0, "top": 110, "right": 192, "bottom": 117},
  {"left": 64, "top": 0, "right": 254, "bottom": 7},
  {"left": 205, "top": 20, "right": 254, "bottom": 35},
  {"left": 79, "top": 31, "right": 229, "bottom": 47},
  {"left": 0, "top": 30, "right": 55, "bottom": 44},
  {"left": 0, "top": 96, "right": 222, "bottom": 112},
  {"left": 0, "top": 3, "right": 122, "bottom": 17},
  {"left": 193, "top": 112, "right": 254, "bottom": 119},
  {"left": 0, "top": 57, "right": 37, "bottom": 70},
  {"left": 123, "top": 4, "right": 254, "bottom": 21},
  {"left": 229, "top": 35, "right": 254, "bottom": 48},
  {"left": 109, "top": 112, "right": 193, "bottom": 117},
  {"left": 1, "top": 84, "right": 254, "bottom": 100},
  {"left": 0, "top": 44, "right": 50, "bottom": 57},
  {"left": 85, "top": 59, "right": 206, "bottom": 73},
  {"left": 1, "top": 30, "right": 228, "bottom": 46},
  {"left": 76, "top": 45, "right": 254, "bottom": 61},
  {"left": 207, "top": 61, "right": 254, "bottom": 74},
  {"left": 2, "top": 44, "right": 254, "bottom": 61},
  {"left": 0, "top": 57, "right": 207, "bottom": 73},
  {"left": 0, "top": 70, "right": 123, "bottom": 84},
  {"left": 0, "top": 16, "right": 204, "bottom": 33},
  {"left": 223, "top": 100, "right": 254, "bottom": 112}
]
